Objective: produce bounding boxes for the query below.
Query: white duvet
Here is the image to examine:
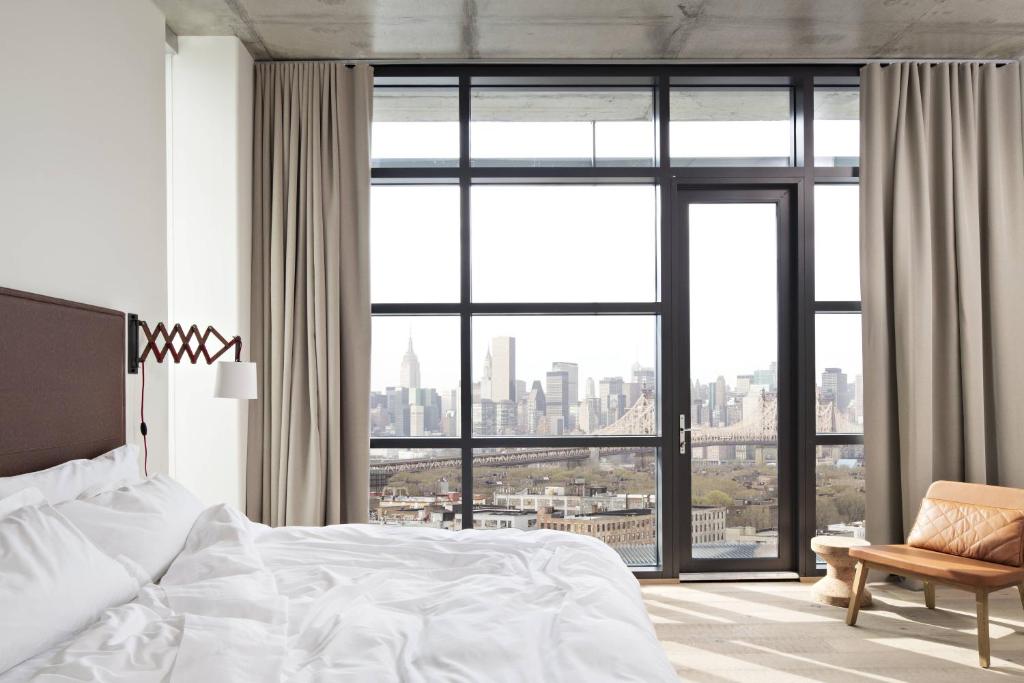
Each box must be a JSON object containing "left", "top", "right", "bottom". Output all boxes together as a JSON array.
[{"left": 3, "top": 505, "right": 676, "bottom": 682}]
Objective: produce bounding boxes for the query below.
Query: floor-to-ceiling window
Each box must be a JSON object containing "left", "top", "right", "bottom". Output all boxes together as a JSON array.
[
  {"left": 368, "top": 67, "right": 860, "bottom": 578},
  {"left": 811, "top": 86, "right": 864, "bottom": 549}
]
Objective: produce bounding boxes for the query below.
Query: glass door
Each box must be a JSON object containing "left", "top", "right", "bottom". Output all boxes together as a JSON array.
[{"left": 675, "top": 186, "right": 796, "bottom": 575}]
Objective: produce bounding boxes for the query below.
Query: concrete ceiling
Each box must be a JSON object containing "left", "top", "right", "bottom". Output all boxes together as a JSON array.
[{"left": 155, "top": 0, "right": 1024, "bottom": 62}]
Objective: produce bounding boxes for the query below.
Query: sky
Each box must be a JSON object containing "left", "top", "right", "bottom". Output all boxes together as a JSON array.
[
  {"left": 369, "top": 113, "right": 863, "bottom": 396},
  {"left": 688, "top": 203, "right": 778, "bottom": 385}
]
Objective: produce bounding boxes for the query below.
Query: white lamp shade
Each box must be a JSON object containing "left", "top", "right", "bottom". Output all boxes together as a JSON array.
[{"left": 214, "top": 361, "right": 257, "bottom": 399}]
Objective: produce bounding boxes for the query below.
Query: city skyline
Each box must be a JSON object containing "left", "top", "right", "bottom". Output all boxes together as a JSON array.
[
  {"left": 372, "top": 323, "right": 862, "bottom": 410},
  {"left": 372, "top": 327, "right": 862, "bottom": 439},
  {"left": 371, "top": 329, "right": 659, "bottom": 438},
  {"left": 371, "top": 314, "right": 659, "bottom": 397}
]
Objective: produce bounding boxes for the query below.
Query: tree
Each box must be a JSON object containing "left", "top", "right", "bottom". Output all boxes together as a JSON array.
[
  {"left": 816, "top": 498, "right": 841, "bottom": 530},
  {"left": 703, "top": 490, "right": 733, "bottom": 507},
  {"left": 731, "top": 506, "right": 771, "bottom": 530},
  {"left": 834, "top": 489, "right": 865, "bottom": 524}
]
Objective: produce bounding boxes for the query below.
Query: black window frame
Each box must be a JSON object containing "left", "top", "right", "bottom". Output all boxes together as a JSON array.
[
  {"left": 370, "top": 65, "right": 861, "bottom": 579},
  {"left": 808, "top": 80, "right": 863, "bottom": 575}
]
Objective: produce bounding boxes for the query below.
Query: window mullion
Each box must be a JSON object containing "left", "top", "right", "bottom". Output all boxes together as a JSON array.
[{"left": 458, "top": 75, "right": 473, "bottom": 530}]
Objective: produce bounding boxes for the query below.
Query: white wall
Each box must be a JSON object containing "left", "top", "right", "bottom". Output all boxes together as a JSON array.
[
  {"left": 168, "top": 37, "right": 253, "bottom": 508},
  {"left": 0, "top": 0, "right": 169, "bottom": 473}
]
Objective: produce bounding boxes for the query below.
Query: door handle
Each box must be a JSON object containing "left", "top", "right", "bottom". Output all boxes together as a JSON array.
[
  {"left": 679, "top": 414, "right": 690, "bottom": 454},
  {"left": 679, "top": 414, "right": 693, "bottom": 432}
]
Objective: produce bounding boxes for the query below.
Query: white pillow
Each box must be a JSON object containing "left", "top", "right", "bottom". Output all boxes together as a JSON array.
[
  {"left": 0, "top": 444, "right": 142, "bottom": 504},
  {"left": 76, "top": 477, "right": 135, "bottom": 500},
  {"left": 0, "top": 502, "right": 138, "bottom": 674},
  {"left": 56, "top": 474, "right": 205, "bottom": 583},
  {"left": 0, "top": 487, "right": 45, "bottom": 520}
]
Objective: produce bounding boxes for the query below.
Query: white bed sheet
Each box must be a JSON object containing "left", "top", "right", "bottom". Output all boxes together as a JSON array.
[{"left": 2, "top": 505, "right": 676, "bottom": 682}]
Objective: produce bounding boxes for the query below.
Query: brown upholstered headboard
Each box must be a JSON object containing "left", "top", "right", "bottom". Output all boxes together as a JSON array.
[{"left": 0, "top": 287, "right": 126, "bottom": 476}]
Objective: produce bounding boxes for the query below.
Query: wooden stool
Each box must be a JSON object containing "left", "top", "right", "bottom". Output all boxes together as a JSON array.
[{"left": 811, "top": 536, "right": 872, "bottom": 608}]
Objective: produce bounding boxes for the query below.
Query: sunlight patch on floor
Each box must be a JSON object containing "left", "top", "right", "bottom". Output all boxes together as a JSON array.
[
  {"left": 733, "top": 640, "right": 904, "bottom": 683},
  {"left": 645, "top": 598, "right": 735, "bottom": 623},
  {"left": 648, "top": 613, "right": 681, "bottom": 625},
  {"left": 644, "top": 584, "right": 832, "bottom": 623},
  {"left": 680, "top": 594, "right": 832, "bottom": 624},
  {"left": 643, "top": 582, "right": 1024, "bottom": 680},
  {"left": 659, "top": 640, "right": 825, "bottom": 683},
  {"left": 871, "top": 636, "right": 1024, "bottom": 674},
  {"left": 853, "top": 604, "right": 1021, "bottom": 639}
]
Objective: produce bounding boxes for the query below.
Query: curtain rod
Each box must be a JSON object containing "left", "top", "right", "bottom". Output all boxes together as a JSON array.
[
  {"left": 877, "top": 59, "right": 1014, "bottom": 67},
  {"left": 253, "top": 57, "right": 1016, "bottom": 67}
]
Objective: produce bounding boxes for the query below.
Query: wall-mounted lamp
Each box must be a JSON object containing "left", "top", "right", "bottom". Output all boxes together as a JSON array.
[
  {"left": 126, "top": 314, "right": 257, "bottom": 474},
  {"left": 127, "top": 314, "right": 257, "bottom": 399}
]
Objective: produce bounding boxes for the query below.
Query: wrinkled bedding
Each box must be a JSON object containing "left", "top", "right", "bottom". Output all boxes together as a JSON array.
[{"left": 2, "top": 506, "right": 676, "bottom": 682}]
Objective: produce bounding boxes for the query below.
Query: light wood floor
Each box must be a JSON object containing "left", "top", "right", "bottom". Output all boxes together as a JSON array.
[{"left": 642, "top": 581, "right": 1024, "bottom": 682}]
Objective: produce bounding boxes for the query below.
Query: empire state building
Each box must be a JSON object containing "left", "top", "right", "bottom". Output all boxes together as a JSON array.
[{"left": 400, "top": 336, "right": 421, "bottom": 390}]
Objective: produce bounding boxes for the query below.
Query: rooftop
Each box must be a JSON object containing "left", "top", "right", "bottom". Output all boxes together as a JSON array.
[{"left": 693, "top": 542, "right": 762, "bottom": 560}]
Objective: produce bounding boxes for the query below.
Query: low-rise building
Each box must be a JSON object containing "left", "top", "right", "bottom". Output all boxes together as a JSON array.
[
  {"left": 537, "top": 507, "right": 656, "bottom": 548},
  {"left": 692, "top": 505, "right": 727, "bottom": 544},
  {"left": 455, "top": 507, "right": 538, "bottom": 530}
]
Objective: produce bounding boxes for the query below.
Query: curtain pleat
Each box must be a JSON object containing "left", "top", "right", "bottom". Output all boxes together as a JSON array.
[
  {"left": 861, "top": 62, "right": 1024, "bottom": 543},
  {"left": 247, "top": 62, "right": 372, "bottom": 526}
]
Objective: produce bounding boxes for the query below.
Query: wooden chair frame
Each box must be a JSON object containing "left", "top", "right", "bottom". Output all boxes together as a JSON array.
[{"left": 846, "top": 560, "right": 1024, "bottom": 668}]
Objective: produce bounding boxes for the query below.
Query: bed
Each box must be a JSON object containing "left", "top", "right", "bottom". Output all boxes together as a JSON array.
[{"left": 0, "top": 288, "right": 677, "bottom": 682}]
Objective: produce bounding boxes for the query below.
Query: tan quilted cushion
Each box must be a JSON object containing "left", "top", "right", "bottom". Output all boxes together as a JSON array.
[{"left": 907, "top": 497, "right": 1024, "bottom": 566}]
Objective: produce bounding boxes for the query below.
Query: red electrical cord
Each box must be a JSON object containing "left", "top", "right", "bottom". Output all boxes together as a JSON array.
[{"left": 140, "top": 361, "right": 149, "bottom": 476}]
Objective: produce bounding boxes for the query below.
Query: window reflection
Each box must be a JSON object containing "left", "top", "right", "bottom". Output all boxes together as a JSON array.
[
  {"left": 471, "top": 88, "right": 655, "bottom": 167},
  {"left": 814, "top": 88, "right": 859, "bottom": 167},
  {"left": 670, "top": 89, "right": 793, "bottom": 166}
]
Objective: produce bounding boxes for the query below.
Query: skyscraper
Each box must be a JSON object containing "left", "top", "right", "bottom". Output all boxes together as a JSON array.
[
  {"left": 599, "top": 377, "right": 624, "bottom": 401},
  {"left": 691, "top": 398, "right": 706, "bottom": 426},
  {"left": 631, "top": 363, "right": 656, "bottom": 391},
  {"left": 854, "top": 374, "right": 864, "bottom": 419},
  {"left": 599, "top": 377, "right": 626, "bottom": 425},
  {"left": 578, "top": 397, "right": 602, "bottom": 433},
  {"left": 495, "top": 400, "right": 517, "bottom": 435},
  {"left": 552, "top": 362, "right": 578, "bottom": 429},
  {"left": 753, "top": 362, "right": 778, "bottom": 391},
  {"left": 385, "top": 387, "right": 410, "bottom": 436},
  {"left": 400, "top": 336, "right": 421, "bottom": 390},
  {"left": 480, "top": 348, "right": 493, "bottom": 400},
  {"left": 546, "top": 370, "right": 569, "bottom": 424},
  {"left": 473, "top": 399, "right": 497, "bottom": 435},
  {"left": 409, "top": 404, "right": 425, "bottom": 436},
  {"left": 715, "top": 376, "right": 728, "bottom": 414},
  {"left": 491, "top": 336, "right": 516, "bottom": 402},
  {"left": 409, "top": 388, "right": 442, "bottom": 434},
  {"left": 526, "top": 381, "right": 546, "bottom": 433},
  {"left": 822, "top": 367, "right": 849, "bottom": 409},
  {"left": 552, "top": 362, "right": 579, "bottom": 405}
]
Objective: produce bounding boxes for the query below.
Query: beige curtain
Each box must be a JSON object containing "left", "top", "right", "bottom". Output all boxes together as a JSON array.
[
  {"left": 246, "top": 62, "right": 372, "bottom": 526},
  {"left": 861, "top": 62, "right": 1024, "bottom": 544}
]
